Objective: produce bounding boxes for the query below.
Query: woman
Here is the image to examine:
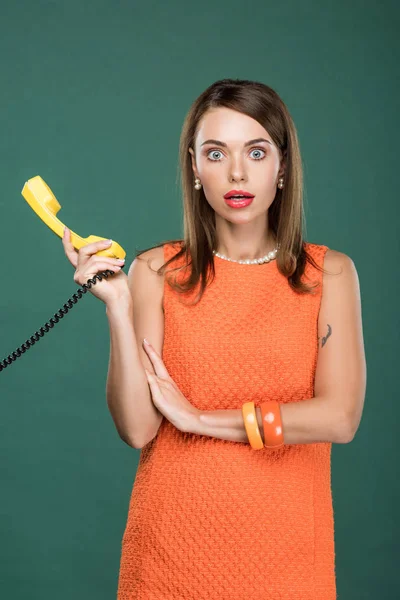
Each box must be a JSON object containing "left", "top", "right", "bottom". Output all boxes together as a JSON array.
[{"left": 62, "top": 78, "right": 366, "bottom": 599}]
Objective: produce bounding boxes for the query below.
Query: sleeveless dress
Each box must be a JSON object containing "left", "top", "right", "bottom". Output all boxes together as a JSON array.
[{"left": 117, "top": 241, "right": 336, "bottom": 600}]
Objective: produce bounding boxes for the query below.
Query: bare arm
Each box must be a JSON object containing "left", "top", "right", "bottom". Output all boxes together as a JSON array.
[
  {"left": 105, "top": 248, "right": 165, "bottom": 448},
  {"left": 187, "top": 250, "right": 367, "bottom": 446},
  {"left": 191, "top": 398, "right": 347, "bottom": 445}
]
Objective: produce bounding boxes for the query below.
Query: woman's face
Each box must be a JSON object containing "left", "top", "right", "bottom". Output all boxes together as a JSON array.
[{"left": 189, "top": 107, "right": 285, "bottom": 223}]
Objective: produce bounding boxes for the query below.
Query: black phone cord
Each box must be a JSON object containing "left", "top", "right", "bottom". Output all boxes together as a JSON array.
[{"left": 0, "top": 268, "right": 121, "bottom": 372}]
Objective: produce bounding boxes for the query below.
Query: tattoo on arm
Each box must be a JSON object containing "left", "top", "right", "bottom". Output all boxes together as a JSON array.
[{"left": 318, "top": 324, "right": 332, "bottom": 348}]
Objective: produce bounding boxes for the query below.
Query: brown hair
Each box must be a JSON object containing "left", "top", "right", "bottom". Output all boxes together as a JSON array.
[{"left": 135, "top": 78, "right": 329, "bottom": 305}]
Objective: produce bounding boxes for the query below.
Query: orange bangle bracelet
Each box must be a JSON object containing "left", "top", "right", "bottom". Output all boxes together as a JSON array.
[
  {"left": 260, "top": 401, "right": 284, "bottom": 449},
  {"left": 242, "top": 401, "right": 264, "bottom": 450}
]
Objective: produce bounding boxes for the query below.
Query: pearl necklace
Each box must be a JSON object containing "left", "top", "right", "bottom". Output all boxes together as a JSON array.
[{"left": 212, "top": 243, "right": 281, "bottom": 265}]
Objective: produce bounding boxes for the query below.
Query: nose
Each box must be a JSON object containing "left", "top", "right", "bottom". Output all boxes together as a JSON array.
[{"left": 228, "top": 156, "right": 247, "bottom": 183}]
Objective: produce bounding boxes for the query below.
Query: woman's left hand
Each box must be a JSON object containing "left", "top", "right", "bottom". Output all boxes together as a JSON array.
[{"left": 142, "top": 339, "right": 200, "bottom": 433}]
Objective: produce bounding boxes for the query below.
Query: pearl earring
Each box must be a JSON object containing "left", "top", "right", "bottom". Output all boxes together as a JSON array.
[
  {"left": 278, "top": 177, "right": 284, "bottom": 189},
  {"left": 194, "top": 177, "right": 202, "bottom": 190}
]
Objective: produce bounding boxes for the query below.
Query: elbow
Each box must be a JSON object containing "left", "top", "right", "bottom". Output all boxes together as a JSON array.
[
  {"left": 129, "top": 434, "right": 156, "bottom": 449},
  {"left": 125, "top": 425, "right": 161, "bottom": 449},
  {"left": 116, "top": 426, "right": 149, "bottom": 449},
  {"left": 126, "top": 436, "right": 143, "bottom": 449},
  {"left": 118, "top": 432, "right": 142, "bottom": 449},
  {"left": 122, "top": 430, "right": 149, "bottom": 449},
  {"left": 336, "top": 413, "right": 357, "bottom": 444}
]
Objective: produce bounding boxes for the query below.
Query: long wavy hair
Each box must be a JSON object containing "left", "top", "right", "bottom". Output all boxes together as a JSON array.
[{"left": 135, "top": 78, "right": 328, "bottom": 305}]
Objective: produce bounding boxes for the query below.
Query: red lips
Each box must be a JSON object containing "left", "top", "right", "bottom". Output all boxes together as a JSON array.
[{"left": 224, "top": 189, "right": 254, "bottom": 199}]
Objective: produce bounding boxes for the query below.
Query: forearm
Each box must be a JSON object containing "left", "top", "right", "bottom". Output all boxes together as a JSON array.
[
  {"left": 191, "top": 396, "right": 351, "bottom": 445},
  {"left": 105, "top": 299, "right": 160, "bottom": 448}
]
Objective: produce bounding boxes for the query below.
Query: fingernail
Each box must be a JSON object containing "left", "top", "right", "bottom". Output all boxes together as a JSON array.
[
  {"left": 143, "top": 338, "right": 150, "bottom": 345},
  {"left": 105, "top": 239, "right": 113, "bottom": 245}
]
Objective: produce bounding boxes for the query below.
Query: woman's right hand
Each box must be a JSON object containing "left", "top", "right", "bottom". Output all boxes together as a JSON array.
[{"left": 61, "top": 226, "right": 132, "bottom": 306}]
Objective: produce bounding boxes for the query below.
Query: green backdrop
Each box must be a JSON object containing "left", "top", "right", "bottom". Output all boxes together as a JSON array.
[{"left": 1, "top": 1, "right": 398, "bottom": 598}]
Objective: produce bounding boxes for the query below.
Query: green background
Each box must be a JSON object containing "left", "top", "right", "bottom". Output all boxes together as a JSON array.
[{"left": 1, "top": 1, "right": 398, "bottom": 598}]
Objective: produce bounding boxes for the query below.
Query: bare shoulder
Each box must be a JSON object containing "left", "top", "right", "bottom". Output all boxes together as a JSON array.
[
  {"left": 135, "top": 245, "right": 166, "bottom": 271},
  {"left": 129, "top": 245, "right": 165, "bottom": 280},
  {"left": 324, "top": 247, "right": 353, "bottom": 268},
  {"left": 323, "top": 247, "right": 357, "bottom": 281}
]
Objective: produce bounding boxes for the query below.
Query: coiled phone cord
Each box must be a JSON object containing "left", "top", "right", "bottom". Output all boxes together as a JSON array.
[{"left": 0, "top": 268, "right": 120, "bottom": 372}]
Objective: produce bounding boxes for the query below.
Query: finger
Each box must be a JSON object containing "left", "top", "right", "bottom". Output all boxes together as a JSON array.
[
  {"left": 79, "top": 236, "right": 114, "bottom": 258},
  {"left": 91, "top": 256, "right": 126, "bottom": 269},
  {"left": 73, "top": 263, "right": 122, "bottom": 284},
  {"left": 144, "top": 369, "right": 163, "bottom": 404},
  {"left": 143, "top": 340, "right": 171, "bottom": 380},
  {"left": 62, "top": 227, "right": 79, "bottom": 269},
  {"left": 76, "top": 257, "right": 126, "bottom": 281}
]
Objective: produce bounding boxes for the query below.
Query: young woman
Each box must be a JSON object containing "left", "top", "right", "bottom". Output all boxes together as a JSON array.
[{"left": 62, "top": 78, "right": 366, "bottom": 600}]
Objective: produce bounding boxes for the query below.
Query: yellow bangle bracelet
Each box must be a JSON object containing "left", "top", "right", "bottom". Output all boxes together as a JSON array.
[{"left": 242, "top": 401, "right": 264, "bottom": 450}]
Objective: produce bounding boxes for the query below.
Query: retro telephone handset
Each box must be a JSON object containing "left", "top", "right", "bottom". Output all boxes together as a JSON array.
[{"left": 0, "top": 176, "right": 126, "bottom": 373}]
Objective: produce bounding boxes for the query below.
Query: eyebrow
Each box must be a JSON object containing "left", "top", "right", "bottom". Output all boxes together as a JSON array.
[{"left": 200, "top": 137, "right": 273, "bottom": 148}]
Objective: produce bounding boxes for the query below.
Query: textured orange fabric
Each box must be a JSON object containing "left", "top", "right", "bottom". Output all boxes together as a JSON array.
[{"left": 117, "top": 241, "right": 336, "bottom": 600}]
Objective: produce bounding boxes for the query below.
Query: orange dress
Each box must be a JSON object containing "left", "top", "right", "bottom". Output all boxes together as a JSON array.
[{"left": 117, "top": 241, "right": 337, "bottom": 600}]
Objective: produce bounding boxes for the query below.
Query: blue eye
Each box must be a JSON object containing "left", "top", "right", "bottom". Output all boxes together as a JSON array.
[
  {"left": 206, "top": 148, "right": 266, "bottom": 162},
  {"left": 250, "top": 148, "right": 266, "bottom": 160},
  {"left": 207, "top": 150, "right": 223, "bottom": 161}
]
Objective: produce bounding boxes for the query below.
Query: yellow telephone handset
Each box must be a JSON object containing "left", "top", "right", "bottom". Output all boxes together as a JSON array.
[
  {"left": 21, "top": 176, "right": 126, "bottom": 260},
  {"left": 0, "top": 176, "right": 127, "bottom": 373}
]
